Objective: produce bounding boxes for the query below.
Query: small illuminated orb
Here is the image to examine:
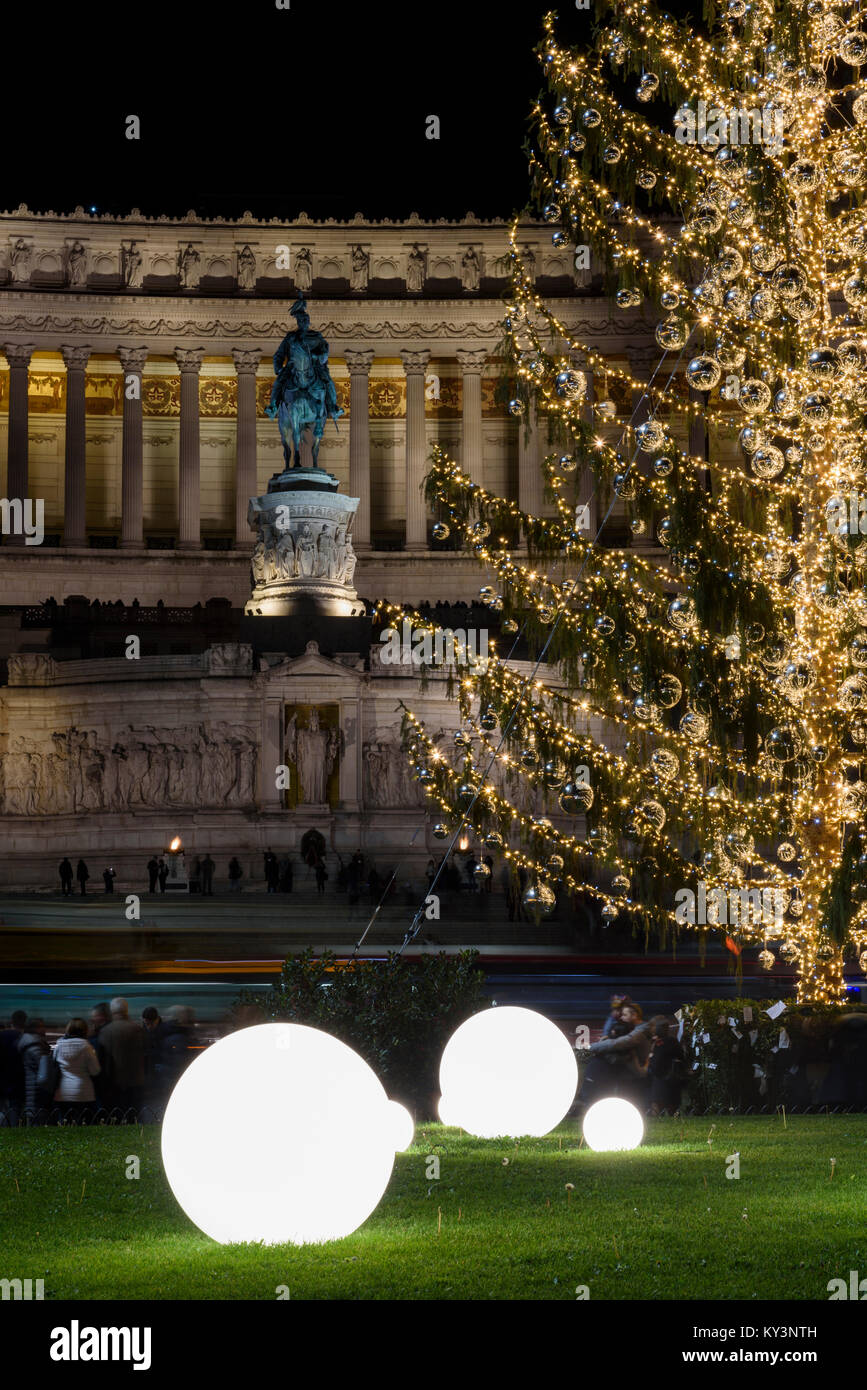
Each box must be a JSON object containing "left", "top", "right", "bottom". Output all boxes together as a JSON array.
[
  {"left": 169, "top": 836, "right": 182, "bottom": 852},
  {"left": 438, "top": 1006, "right": 578, "bottom": 1138},
  {"left": 582, "top": 1098, "right": 644, "bottom": 1152},
  {"left": 161, "top": 1023, "right": 413, "bottom": 1245}
]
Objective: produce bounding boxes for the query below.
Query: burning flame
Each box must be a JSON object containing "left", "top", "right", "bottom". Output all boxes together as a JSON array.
[{"left": 169, "top": 836, "right": 182, "bottom": 852}]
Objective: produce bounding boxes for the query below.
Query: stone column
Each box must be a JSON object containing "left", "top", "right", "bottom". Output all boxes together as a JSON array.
[
  {"left": 456, "top": 348, "right": 487, "bottom": 487},
  {"left": 117, "top": 346, "right": 148, "bottom": 549},
  {"left": 629, "top": 347, "right": 659, "bottom": 484},
  {"left": 61, "top": 345, "right": 90, "bottom": 548},
  {"left": 345, "top": 348, "right": 374, "bottom": 551},
  {"left": 518, "top": 403, "right": 543, "bottom": 545},
  {"left": 400, "top": 348, "right": 430, "bottom": 551},
  {"left": 629, "top": 348, "right": 658, "bottom": 428},
  {"left": 175, "top": 347, "right": 206, "bottom": 550},
  {"left": 689, "top": 384, "right": 708, "bottom": 463},
  {"left": 232, "top": 348, "right": 261, "bottom": 548},
  {"left": 339, "top": 698, "right": 362, "bottom": 809},
  {"left": 260, "top": 695, "right": 284, "bottom": 811},
  {"left": 576, "top": 355, "right": 598, "bottom": 537},
  {"left": 4, "top": 344, "right": 34, "bottom": 547}
]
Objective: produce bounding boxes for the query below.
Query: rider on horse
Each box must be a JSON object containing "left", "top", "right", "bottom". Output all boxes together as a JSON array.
[{"left": 266, "top": 297, "right": 343, "bottom": 469}]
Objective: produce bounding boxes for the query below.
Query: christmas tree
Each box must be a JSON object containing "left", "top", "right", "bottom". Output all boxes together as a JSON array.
[{"left": 380, "top": 2, "right": 867, "bottom": 1003}]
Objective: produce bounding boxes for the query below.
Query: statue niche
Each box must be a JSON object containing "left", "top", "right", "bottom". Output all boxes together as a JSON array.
[{"left": 283, "top": 704, "right": 341, "bottom": 809}]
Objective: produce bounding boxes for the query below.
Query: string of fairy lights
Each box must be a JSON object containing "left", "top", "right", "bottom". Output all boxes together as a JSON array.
[{"left": 390, "top": 2, "right": 867, "bottom": 1002}]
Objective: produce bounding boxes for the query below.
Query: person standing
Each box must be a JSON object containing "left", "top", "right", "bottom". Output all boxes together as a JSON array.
[
  {"left": 263, "top": 849, "right": 279, "bottom": 893},
  {"left": 228, "top": 857, "right": 243, "bottom": 892},
  {"left": 88, "top": 1002, "right": 110, "bottom": 1108},
  {"left": 76, "top": 858, "right": 89, "bottom": 896},
  {"left": 160, "top": 1006, "right": 196, "bottom": 1088},
  {"left": 102, "top": 867, "right": 116, "bottom": 894},
  {"left": 602, "top": 994, "right": 631, "bottom": 1038},
  {"left": 315, "top": 857, "right": 327, "bottom": 895},
  {"left": 147, "top": 857, "right": 159, "bottom": 894},
  {"left": 141, "top": 1006, "right": 173, "bottom": 1110},
  {"left": 54, "top": 1018, "right": 101, "bottom": 1124},
  {"left": 200, "top": 854, "right": 215, "bottom": 896},
  {"left": 0, "top": 1010, "right": 27, "bottom": 1124},
  {"left": 647, "top": 1015, "right": 688, "bottom": 1116},
  {"left": 585, "top": 1003, "right": 652, "bottom": 1109},
  {"left": 278, "top": 854, "right": 293, "bottom": 893},
  {"left": 59, "top": 858, "right": 74, "bottom": 897},
  {"left": 17, "top": 1019, "right": 51, "bottom": 1122},
  {"left": 483, "top": 854, "right": 494, "bottom": 893},
  {"left": 347, "top": 851, "right": 364, "bottom": 909},
  {"left": 157, "top": 858, "right": 168, "bottom": 893},
  {"left": 98, "top": 997, "right": 145, "bottom": 1115}
]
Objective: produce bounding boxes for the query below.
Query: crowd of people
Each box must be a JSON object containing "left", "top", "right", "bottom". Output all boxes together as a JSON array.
[
  {"left": 54, "top": 848, "right": 524, "bottom": 908},
  {"left": 577, "top": 995, "right": 689, "bottom": 1116},
  {"left": 0, "top": 998, "right": 198, "bottom": 1125}
]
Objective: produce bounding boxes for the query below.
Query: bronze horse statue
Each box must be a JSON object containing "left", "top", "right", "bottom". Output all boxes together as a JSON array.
[{"left": 266, "top": 297, "right": 343, "bottom": 469}]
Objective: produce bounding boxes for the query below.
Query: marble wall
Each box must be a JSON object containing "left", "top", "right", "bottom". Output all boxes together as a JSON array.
[{"left": 0, "top": 643, "right": 602, "bottom": 889}]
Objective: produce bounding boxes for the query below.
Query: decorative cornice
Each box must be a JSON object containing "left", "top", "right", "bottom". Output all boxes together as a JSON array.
[
  {"left": 0, "top": 307, "right": 626, "bottom": 344},
  {"left": 0, "top": 205, "right": 544, "bottom": 230}
]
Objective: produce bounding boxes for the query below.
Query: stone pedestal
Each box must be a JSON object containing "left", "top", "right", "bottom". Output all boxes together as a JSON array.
[
  {"left": 164, "top": 848, "right": 189, "bottom": 892},
  {"left": 245, "top": 467, "right": 365, "bottom": 618}
]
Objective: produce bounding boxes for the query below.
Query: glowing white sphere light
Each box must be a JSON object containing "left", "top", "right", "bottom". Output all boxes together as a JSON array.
[
  {"left": 582, "top": 1097, "right": 644, "bottom": 1151},
  {"left": 438, "top": 1006, "right": 578, "bottom": 1138},
  {"left": 161, "top": 1023, "right": 411, "bottom": 1245},
  {"left": 387, "top": 1099, "right": 416, "bottom": 1152}
]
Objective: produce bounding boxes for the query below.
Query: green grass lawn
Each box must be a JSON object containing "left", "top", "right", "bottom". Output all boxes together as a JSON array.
[{"left": 1, "top": 1116, "right": 865, "bottom": 1300}]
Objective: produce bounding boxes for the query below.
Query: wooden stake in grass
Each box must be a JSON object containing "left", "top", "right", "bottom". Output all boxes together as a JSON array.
[
  {"left": 565, "top": 1182, "right": 574, "bottom": 1206},
  {"left": 578, "top": 1133, "right": 585, "bottom": 1149},
  {"left": 707, "top": 1124, "right": 716, "bottom": 1150},
  {"left": 79, "top": 1179, "right": 86, "bottom": 1204},
  {"left": 830, "top": 1157, "right": 837, "bottom": 1181},
  {"left": 437, "top": 1206, "right": 442, "bottom": 1236},
  {"left": 613, "top": 1235, "right": 620, "bottom": 1260},
  {"left": 14, "top": 1177, "right": 19, "bottom": 1195},
  {"left": 703, "top": 1174, "right": 707, "bottom": 1190},
  {"left": 782, "top": 1105, "right": 787, "bottom": 1129}
]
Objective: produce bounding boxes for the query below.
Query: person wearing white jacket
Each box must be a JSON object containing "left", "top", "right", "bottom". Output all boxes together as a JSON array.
[{"left": 54, "top": 1018, "right": 101, "bottom": 1123}]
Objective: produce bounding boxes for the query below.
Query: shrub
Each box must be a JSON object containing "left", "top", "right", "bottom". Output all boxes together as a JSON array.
[
  {"left": 236, "top": 948, "right": 488, "bottom": 1118},
  {"left": 680, "top": 999, "right": 867, "bottom": 1111}
]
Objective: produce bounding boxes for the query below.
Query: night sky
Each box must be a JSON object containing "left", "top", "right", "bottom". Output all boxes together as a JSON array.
[{"left": 6, "top": 1, "right": 592, "bottom": 223}]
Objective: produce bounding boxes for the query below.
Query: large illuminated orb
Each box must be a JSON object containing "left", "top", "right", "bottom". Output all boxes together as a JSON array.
[
  {"left": 161, "top": 1023, "right": 413, "bottom": 1245},
  {"left": 437, "top": 1006, "right": 578, "bottom": 1138},
  {"left": 582, "top": 1098, "right": 644, "bottom": 1151}
]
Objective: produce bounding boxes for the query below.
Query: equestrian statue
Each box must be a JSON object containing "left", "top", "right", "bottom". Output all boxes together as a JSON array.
[{"left": 266, "top": 296, "right": 343, "bottom": 469}]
